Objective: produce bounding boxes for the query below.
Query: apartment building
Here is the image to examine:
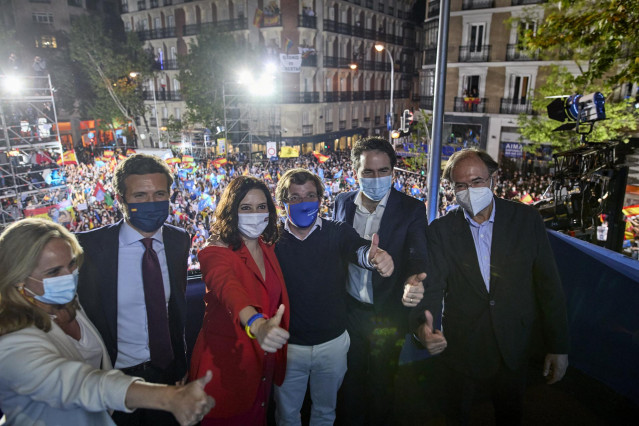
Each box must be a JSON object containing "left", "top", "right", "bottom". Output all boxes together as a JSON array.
[
  {"left": 120, "top": 0, "right": 423, "bottom": 155},
  {"left": 420, "top": 0, "right": 577, "bottom": 172}
]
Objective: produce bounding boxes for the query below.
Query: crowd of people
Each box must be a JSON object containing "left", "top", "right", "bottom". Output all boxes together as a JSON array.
[
  {"left": 6, "top": 145, "right": 555, "bottom": 265},
  {"left": 0, "top": 140, "right": 570, "bottom": 426}
]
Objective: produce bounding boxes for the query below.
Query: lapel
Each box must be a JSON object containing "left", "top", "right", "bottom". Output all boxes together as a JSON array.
[
  {"left": 99, "top": 222, "right": 121, "bottom": 343},
  {"left": 162, "top": 226, "right": 180, "bottom": 292},
  {"left": 448, "top": 208, "right": 489, "bottom": 297},
  {"left": 377, "top": 189, "right": 401, "bottom": 245},
  {"left": 489, "top": 198, "right": 509, "bottom": 294},
  {"left": 237, "top": 241, "right": 266, "bottom": 284},
  {"left": 344, "top": 191, "right": 357, "bottom": 225}
]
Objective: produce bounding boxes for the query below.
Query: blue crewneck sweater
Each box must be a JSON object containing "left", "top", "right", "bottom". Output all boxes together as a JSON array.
[{"left": 276, "top": 220, "right": 370, "bottom": 345}]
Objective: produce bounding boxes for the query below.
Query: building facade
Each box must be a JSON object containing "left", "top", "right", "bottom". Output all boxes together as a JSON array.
[
  {"left": 420, "top": 0, "right": 579, "bottom": 173},
  {"left": 120, "top": 0, "right": 423, "bottom": 156}
]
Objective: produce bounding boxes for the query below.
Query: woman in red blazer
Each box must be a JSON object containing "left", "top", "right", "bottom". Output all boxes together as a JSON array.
[{"left": 189, "top": 176, "right": 290, "bottom": 425}]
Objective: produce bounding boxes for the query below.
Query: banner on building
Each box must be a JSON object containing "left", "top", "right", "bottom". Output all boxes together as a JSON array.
[
  {"left": 503, "top": 142, "right": 523, "bottom": 158},
  {"left": 279, "top": 54, "right": 302, "bottom": 73},
  {"left": 218, "top": 138, "right": 226, "bottom": 155}
]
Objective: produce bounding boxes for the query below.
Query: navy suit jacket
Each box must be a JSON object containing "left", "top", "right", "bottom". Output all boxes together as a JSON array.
[
  {"left": 412, "top": 197, "right": 570, "bottom": 378},
  {"left": 333, "top": 188, "right": 428, "bottom": 324},
  {"left": 76, "top": 220, "right": 191, "bottom": 380}
]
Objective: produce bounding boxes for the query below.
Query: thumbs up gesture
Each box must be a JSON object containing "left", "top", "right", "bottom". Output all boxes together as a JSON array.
[
  {"left": 416, "top": 310, "right": 447, "bottom": 355},
  {"left": 168, "top": 370, "right": 216, "bottom": 425},
  {"left": 402, "top": 272, "right": 426, "bottom": 307},
  {"left": 367, "top": 233, "right": 394, "bottom": 277},
  {"left": 253, "top": 304, "right": 290, "bottom": 353}
]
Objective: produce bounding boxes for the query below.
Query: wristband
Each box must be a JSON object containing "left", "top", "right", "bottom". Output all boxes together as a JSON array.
[{"left": 245, "top": 313, "right": 264, "bottom": 339}]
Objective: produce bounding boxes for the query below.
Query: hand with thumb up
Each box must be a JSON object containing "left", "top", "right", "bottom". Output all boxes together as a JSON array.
[
  {"left": 416, "top": 310, "right": 447, "bottom": 355},
  {"left": 251, "top": 304, "right": 290, "bottom": 353},
  {"left": 367, "top": 233, "right": 394, "bottom": 277}
]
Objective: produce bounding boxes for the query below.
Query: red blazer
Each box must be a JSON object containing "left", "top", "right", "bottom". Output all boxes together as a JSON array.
[{"left": 189, "top": 239, "right": 290, "bottom": 418}]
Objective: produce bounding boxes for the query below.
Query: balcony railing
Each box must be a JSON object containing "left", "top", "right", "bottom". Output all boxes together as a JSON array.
[
  {"left": 302, "top": 55, "right": 317, "bottom": 67},
  {"left": 374, "top": 116, "right": 381, "bottom": 125},
  {"left": 183, "top": 18, "right": 248, "bottom": 36},
  {"left": 325, "top": 122, "right": 333, "bottom": 132},
  {"left": 150, "top": 0, "right": 159, "bottom": 8},
  {"left": 459, "top": 45, "right": 491, "bottom": 62},
  {"left": 500, "top": 98, "right": 532, "bottom": 114},
  {"left": 424, "top": 47, "right": 437, "bottom": 65},
  {"left": 121, "top": 3, "right": 128, "bottom": 12},
  {"left": 363, "top": 117, "right": 371, "bottom": 124},
  {"left": 280, "top": 92, "right": 320, "bottom": 103},
  {"left": 512, "top": 0, "right": 547, "bottom": 4},
  {"left": 322, "top": 19, "right": 404, "bottom": 46},
  {"left": 462, "top": 0, "right": 494, "bottom": 10},
  {"left": 302, "top": 125, "right": 314, "bottom": 136},
  {"left": 150, "top": 117, "right": 157, "bottom": 126},
  {"left": 352, "top": 92, "right": 364, "bottom": 101},
  {"left": 298, "top": 15, "right": 317, "bottom": 29},
  {"left": 137, "top": 27, "right": 176, "bottom": 41},
  {"left": 454, "top": 96, "right": 487, "bottom": 113},
  {"left": 420, "top": 96, "right": 434, "bottom": 110},
  {"left": 142, "top": 90, "right": 182, "bottom": 101},
  {"left": 339, "top": 120, "right": 347, "bottom": 130},
  {"left": 506, "top": 44, "right": 539, "bottom": 61},
  {"left": 351, "top": 119, "right": 359, "bottom": 128},
  {"left": 155, "top": 59, "right": 179, "bottom": 70},
  {"left": 339, "top": 91, "right": 352, "bottom": 102},
  {"left": 323, "top": 56, "right": 351, "bottom": 68},
  {"left": 137, "top": 1, "right": 146, "bottom": 11}
]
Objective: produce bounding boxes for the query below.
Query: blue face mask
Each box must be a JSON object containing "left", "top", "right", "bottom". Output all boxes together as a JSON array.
[
  {"left": 25, "top": 270, "right": 78, "bottom": 305},
  {"left": 285, "top": 201, "right": 319, "bottom": 228},
  {"left": 127, "top": 200, "right": 170, "bottom": 233},
  {"left": 359, "top": 175, "right": 392, "bottom": 201}
]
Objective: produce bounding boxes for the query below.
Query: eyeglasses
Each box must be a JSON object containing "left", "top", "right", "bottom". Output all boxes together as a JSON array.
[
  {"left": 452, "top": 176, "right": 491, "bottom": 192},
  {"left": 287, "top": 193, "right": 319, "bottom": 204}
]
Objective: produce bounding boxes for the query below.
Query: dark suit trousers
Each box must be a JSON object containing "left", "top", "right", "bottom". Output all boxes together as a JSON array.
[
  {"left": 338, "top": 296, "right": 404, "bottom": 426},
  {"left": 441, "top": 359, "right": 527, "bottom": 426},
  {"left": 111, "top": 363, "right": 180, "bottom": 426}
]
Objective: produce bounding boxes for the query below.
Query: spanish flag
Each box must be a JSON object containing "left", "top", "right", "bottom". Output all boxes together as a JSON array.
[
  {"left": 622, "top": 204, "right": 639, "bottom": 240},
  {"left": 126, "top": 148, "right": 136, "bottom": 155},
  {"left": 242, "top": 168, "right": 249, "bottom": 176},
  {"left": 182, "top": 155, "right": 194, "bottom": 163},
  {"left": 165, "top": 157, "right": 181, "bottom": 165},
  {"left": 103, "top": 150, "right": 114, "bottom": 158},
  {"left": 118, "top": 154, "right": 127, "bottom": 160},
  {"left": 212, "top": 158, "right": 228, "bottom": 168},
  {"left": 253, "top": 8, "right": 263, "bottom": 28},
  {"left": 521, "top": 193, "right": 533, "bottom": 204},
  {"left": 313, "top": 151, "right": 329, "bottom": 163},
  {"left": 57, "top": 150, "right": 78, "bottom": 165}
]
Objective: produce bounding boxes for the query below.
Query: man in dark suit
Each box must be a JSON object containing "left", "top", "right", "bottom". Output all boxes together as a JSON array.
[
  {"left": 77, "top": 154, "right": 190, "bottom": 426},
  {"left": 413, "top": 148, "right": 569, "bottom": 425},
  {"left": 333, "top": 137, "right": 427, "bottom": 425}
]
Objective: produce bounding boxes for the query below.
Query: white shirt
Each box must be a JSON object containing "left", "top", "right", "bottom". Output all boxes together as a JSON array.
[
  {"left": 347, "top": 189, "right": 390, "bottom": 303},
  {"left": 115, "top": 222, "right": 171, "bottom": 368}
]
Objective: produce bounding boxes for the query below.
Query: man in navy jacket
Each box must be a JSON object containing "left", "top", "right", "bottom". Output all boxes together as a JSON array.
[{"left": 333, "top": 137, "right": 427, "bottom": 425}]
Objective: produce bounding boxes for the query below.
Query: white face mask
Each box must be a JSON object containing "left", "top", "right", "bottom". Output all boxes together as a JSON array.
[
  {"left": 238, "top": 212, "right": 269, "bottom": 240},
  {"left": 456, "top": 186, "right": 493, "bottom": 217}
]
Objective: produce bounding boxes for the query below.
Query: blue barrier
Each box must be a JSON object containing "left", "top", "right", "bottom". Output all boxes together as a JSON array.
[{"left": 548, "top": 231, "right": 639, "bottom": 404}]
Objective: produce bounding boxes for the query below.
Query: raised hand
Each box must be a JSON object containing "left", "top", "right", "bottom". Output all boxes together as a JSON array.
[
  {"left": 402, "top": 272, "right": 426, "bottom": 307},
  {"left": 416, "top": 310, "right": 447, "bottom": 355},
  {"left": 169, "top": 370, "right": 216, "bottom": 426},
  {"left": 253, "top": 304, "right": 290, "bottom": 353},
  {"left": 368, "top": 233, "right": 394, "bottom": 277}
]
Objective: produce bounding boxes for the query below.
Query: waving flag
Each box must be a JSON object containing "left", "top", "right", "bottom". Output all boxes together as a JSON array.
[
  {"left": 212, "top": 158, "right": 228, "bottom": 168},
  {"left": 182, "top": 154, "right": 194, "bottom": 164},
  {"left": 333, "top": 170, "right": 343, "bottom": 180},
  {"left": 93, "top": 181, "right": 107, "bottom": 202},
  {"left": 314, "top": 151, "right": 329, "bottom": 163},
  {"left": 103, "top": 150, "right": 114, "bottom": 158}
]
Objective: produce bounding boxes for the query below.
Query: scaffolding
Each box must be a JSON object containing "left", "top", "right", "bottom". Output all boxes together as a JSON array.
[{"left": 0, "top": 74, "right": 67, "bottom": 227}]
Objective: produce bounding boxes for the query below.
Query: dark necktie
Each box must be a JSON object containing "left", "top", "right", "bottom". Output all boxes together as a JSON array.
[{"left": 141, "top": 237, "right": 174, "bottom": 369}]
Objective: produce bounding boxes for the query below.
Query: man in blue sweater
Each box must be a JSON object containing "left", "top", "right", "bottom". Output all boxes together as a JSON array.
[{"left": 273, "top": 168, "right": 394, "bottom": 426}]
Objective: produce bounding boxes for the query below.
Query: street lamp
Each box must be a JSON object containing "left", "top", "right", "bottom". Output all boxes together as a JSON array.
[{"left": 375, "top": 43, "right": 394, "bottom": 145}]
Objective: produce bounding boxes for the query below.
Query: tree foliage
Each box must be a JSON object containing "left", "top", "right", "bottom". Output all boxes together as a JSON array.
[
  {"left": 68, "top": 15, "right": 152, "bottom": 133},
  {"left": 513, "top": 0, "right": 639, "bottom": 151},
  {"left": 178, "top": 28, "right": 259, "bottom": 130}
]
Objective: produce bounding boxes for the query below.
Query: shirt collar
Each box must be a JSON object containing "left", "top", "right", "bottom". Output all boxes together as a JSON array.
[
  {"left": 120, "top": 220, "right": 164, "bottom": 246},
  {"left": 355, "top": 188, "right": 391, "bottom": 212},
  {"left": 463, "top": 199, "right": 496, "bottom": 228},
  {"left": 283, "top": 216, "right": 322, "bottom": 239}
]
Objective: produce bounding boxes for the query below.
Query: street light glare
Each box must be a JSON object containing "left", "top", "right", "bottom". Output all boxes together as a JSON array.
[
  {"left": 264, "top": 62, "right": 277, "bottom": 74},
  {"left": 129, "top": 72, "right": 140, "bottom": 78},
  {"left": 349, "top": 63, "right": 358, "bottom": 70},
  {"left": 2, "top": 75, "right": 23, "bottom": 93},
  {"left": 374, "top": 44, "right": 385, "bottom": 52}
]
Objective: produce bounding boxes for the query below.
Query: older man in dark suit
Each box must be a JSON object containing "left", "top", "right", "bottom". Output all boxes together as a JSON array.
[
  {"left": 413, "top": 148, "right": 569, "bottom": 425},
  {"left": 333, "top": 137, "right": 427, "bottom": 425},
  {"left": 77, "top": 154, "right": 190, "bottom": 426}
]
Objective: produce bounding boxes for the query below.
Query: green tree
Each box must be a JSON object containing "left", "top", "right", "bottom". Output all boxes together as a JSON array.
[
  {"left": 68, "top": 15, "right": 152, "bottom": 140},
  {"left": 514, "top": 0, "right": 639, "bottom": 150},
  {"left": 177, "top": 28, "right": 259, "bottom": 131}
]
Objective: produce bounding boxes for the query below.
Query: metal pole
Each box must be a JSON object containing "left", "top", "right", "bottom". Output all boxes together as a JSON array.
[
  {"left": 388, "top": 49, "right": 394, "bottom": 145},
  {"left": 427, "top": 0, "right": 451, "bottom": 223}
]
